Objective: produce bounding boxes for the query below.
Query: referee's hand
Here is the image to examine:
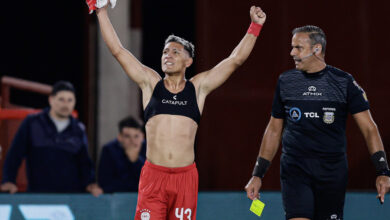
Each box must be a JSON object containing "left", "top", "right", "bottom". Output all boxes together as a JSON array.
[
  {"left": 376, "top": 176, "right": 390, "bottom": 204},
  {"left": 245, "top": 176, "right": 262, "bottom": 200}
]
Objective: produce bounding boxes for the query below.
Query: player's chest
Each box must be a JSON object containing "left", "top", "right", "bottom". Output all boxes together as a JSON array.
[{"left": 279, "top": 79, "right": 347, "bottom": 103}]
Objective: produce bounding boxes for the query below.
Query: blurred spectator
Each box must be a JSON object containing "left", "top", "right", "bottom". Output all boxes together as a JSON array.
[
  {"left": 0, "top": 81, "right": 102, "bottom": 196},
  {"left": 98, "top": 116, "right": 145, "bottom": 193}
]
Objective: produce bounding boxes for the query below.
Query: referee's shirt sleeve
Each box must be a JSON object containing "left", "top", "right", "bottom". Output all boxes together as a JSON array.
[
  {"left": 271, "top": 79, "right": 285, "bottom": 118},
  {"left": 347, "top": 77, "right": 370, "bottom": 114}
]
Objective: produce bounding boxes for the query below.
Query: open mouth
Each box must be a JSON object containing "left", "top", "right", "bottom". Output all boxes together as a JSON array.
[
  {"left": 293, "top": 58, "right": 302, "bottom": 65},
  {"left": 164, "top": 61, "right": 174, "bottom": 66}
]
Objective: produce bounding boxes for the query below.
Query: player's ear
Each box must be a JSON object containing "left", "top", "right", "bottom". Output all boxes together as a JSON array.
[
  {"left": 313, "top": 44, "right": 322, "bottom": 55},
  {"left": 117, "top": 133, "right": 122, "bottom": 142},
  {"left": 185, "top": 57, "right": 193, "bottom": 68}
]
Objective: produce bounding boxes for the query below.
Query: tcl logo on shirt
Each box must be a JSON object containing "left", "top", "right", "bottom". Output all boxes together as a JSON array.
[
  {"left": 303, "top": 112, "right": 319, "bottom": 118},
  {"left": 289, "top": 107, "right": 319, "bottom": 121}
]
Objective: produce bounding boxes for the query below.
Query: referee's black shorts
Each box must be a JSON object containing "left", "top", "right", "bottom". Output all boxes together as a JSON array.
[{"left": 280, "top": 153, "right": 348, "bottom": 220}]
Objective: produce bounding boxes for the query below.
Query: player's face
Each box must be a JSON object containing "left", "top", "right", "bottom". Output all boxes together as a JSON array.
[
  {"left": 49, "top": 91, "right": 75, "bottom": 119},
  {"left": 118, "top": 127, "right": 144, "bottom": 150},
  {"left": 161, "top": 42, "right": 192, "bottom": 74},
  {"left": 290, "top": 33, "right": 315, "bottom": 71}
]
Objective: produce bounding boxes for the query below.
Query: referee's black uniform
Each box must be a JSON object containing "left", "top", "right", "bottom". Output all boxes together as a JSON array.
[{"left": 272, "top": 65, "right": 369, "bottom": 220}]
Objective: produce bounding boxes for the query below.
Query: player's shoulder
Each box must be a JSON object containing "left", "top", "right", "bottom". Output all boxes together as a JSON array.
[
  {"left": 280, "top": 68, "right": 300, "bottom": 76},
  {"left": 69, "top": 116, "right": 86, "bottom": 133},
  {"left": 102, "top": 139, "right": 120, "bottom": 150},
  {"left": 326, "top": 65, "right": 354, "bottom": 80},
  {"left": 75, "top": 120, "right": 86, "bottom": 133},
  {"left": 29, "top": 110, "right": 48, "bottom": 124},
  {"left": 26, "top": 111, "right": 42, "bottom": 121},
  {"left": 278, "top": 68, "right": 301, "bottom": 81},
  {"left": 19, "top": 112, "right": 41, "bottom": 129}
]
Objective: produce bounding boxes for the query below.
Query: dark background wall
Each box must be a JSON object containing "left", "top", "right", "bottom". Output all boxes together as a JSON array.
[
  {"left": 0, "top": 1, "right": 86, "bottom": 111},
  {"left": 195, "top": 0, "right": 390, "bottom": 190}
]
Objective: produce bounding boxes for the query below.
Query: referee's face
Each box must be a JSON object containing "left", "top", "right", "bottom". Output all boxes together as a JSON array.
[{"left": 290, "top": 33, "right": 314, "bottom": 71}]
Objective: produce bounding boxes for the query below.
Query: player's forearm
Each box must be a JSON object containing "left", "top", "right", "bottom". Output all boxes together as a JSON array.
[
  {"left": 364, "top": 124, "right": 385, "bottom": 155},
  {"left": 228, "top": 34, "right": 257, "bottom": 66},
  {"left": 258, "top": 128, "right": 282, "bottom": 161},
  {"left": 251, "top": 122, "right": 281, "bottom": 179},
  {"left": 96, "top": 8, "right": 124, "bottom": 56}
]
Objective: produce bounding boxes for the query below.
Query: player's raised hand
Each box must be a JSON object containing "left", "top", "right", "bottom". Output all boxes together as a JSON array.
[
  {"left": 250, "top": 6, "right": 266, "bottom": 25},
  {"left": 376, "top": 176, "right": 390, "bottom": 204},
  {"left": 87, "top": 0, "right": 116, "bottom": 14}
]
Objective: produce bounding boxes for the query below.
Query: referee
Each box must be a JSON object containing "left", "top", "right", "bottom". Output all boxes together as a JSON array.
[{"left": 245, "top": 25, "right": 390, "bottom": 220}]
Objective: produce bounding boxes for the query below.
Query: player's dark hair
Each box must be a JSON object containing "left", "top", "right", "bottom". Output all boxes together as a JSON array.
[
  {"left": 164, "top": 34, "right": 195, "bottom": 58},
  {"left": 292, "top": 25, "right": 327, "bottom": 54},
  {"left": 118, "top": 116, "right": 143, "bottom": 133},
  {"left": 51, "top": 81, "right": 76, "bottom": 96}
]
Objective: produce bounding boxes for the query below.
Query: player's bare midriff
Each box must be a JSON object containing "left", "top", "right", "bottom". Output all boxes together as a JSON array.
[{"left": 145, "top": 114, "right": 198, "bottom": 168}]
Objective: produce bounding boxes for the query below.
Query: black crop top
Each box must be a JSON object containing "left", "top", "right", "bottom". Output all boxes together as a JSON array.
[{"left": 144, "top": 80, "right": 201, "bottom": 124}]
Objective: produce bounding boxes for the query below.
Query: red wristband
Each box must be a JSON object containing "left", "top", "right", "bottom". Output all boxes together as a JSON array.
[
  {"left": 86, "top": 0, "right": 97, "bottom": 14},
  {"left": 247, "top": 22, "right": 263, "bottom": 37}
]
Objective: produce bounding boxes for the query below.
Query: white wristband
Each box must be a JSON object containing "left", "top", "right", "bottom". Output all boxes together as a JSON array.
[{"left": 96, "top": 0, "right": 117, "bottom": 9}]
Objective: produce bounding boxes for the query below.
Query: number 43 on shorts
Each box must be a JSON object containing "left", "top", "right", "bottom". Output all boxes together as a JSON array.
[{"left": 175, "top": 207, "right": 192, "bottom": 220}]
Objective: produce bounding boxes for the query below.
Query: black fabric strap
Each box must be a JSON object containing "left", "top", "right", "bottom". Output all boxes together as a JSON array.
[
  {"left": 371, "top": 151, "right": 390, "bottom": 177},
  {"left": 252, "top": 157, "right": 271, "bottom": 178}
]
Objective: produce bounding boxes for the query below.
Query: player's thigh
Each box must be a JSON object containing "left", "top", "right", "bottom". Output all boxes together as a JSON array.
[
  {"left": 281, "top": 154, "right": 315, "bottom": 220},
  {"left": 167, "top": 168, "right": 198, "bottom": 220},
  {"left": 281, "top": 177, "right": 315, "bottom": 220},
  {"left": 313, "top": 186, "right": 346, "bottom": 220},
  {"left": 168, "top": 199, "right": 197, "bottom": 220},
  {"left": 135, "top": 166, "right": 168, "bottom": 220},
  {"left": 313, "top": 160, "right": 347, "bottom": 220},
  {"left": 134, "top": 192, "right": 168, "bottom": 220}
]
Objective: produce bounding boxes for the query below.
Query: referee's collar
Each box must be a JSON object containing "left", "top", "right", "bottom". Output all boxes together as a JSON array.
[{"left": 302, "top": 65, "right": 328, "bottom": 77}]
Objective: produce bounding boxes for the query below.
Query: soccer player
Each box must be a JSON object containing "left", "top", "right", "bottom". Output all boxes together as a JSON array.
[{"left": 94, "top": 3, "right": 266, "bottom": 220}]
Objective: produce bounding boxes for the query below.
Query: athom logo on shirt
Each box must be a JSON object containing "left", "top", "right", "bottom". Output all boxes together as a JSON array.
[{"left": 303, "top": 86, "right": 322, "bottom": 96}]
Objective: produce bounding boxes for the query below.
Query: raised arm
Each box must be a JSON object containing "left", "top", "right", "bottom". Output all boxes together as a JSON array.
[
  {"left": 192, "top": 6, "right": 266, "bottom": 96},
  {"left": 353, "top": 110, "right": 390, "bottom": 203},
  {"left": 96, "top": 7, "right": 160, "bottom": 89},
  {"left": 245, "top": 116, "right": 284, "bottom": 200}
]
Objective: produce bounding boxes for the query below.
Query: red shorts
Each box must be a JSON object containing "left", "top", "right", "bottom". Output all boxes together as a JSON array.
[{"left": 135, "top": 161, "right": 198, "bottom": 220}]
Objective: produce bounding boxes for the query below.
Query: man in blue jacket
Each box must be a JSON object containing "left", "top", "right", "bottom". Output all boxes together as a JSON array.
[
  {"left": 1, "top": 81, "right": 102, "bottom": 196},
  {"left": 98, "top": 116, "right": 145, "bottom": 193}
]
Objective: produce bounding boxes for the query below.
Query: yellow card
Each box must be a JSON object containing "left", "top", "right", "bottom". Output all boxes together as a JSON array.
[{"left": 250, "top": 199, "right": 265, "bottom": 217}]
